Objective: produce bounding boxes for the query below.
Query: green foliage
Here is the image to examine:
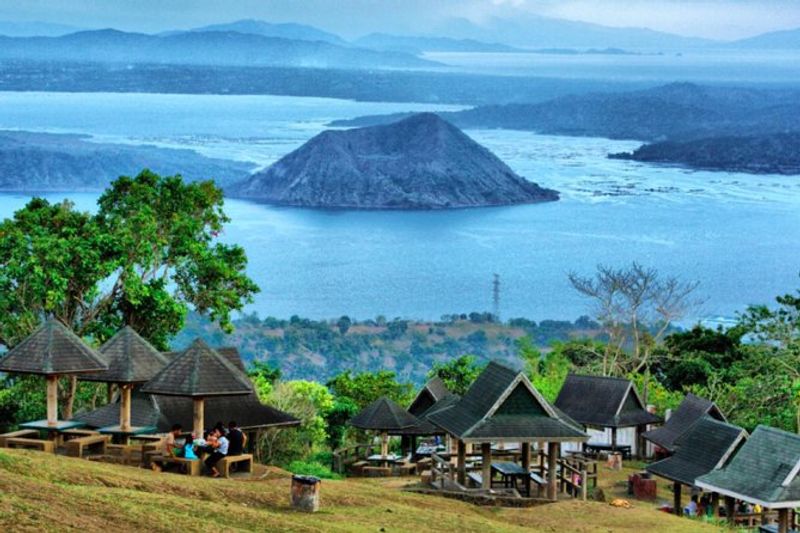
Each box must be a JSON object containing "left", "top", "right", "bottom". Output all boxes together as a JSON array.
[
  {"left": 427, "top": 354, "right": 485, "bottom": 396},
  {"left": 286, "top": 460, "right": 342, "bottom": 480},
  {"left": 324, "top": 396, "right": 359, "bottom": 450},
  {"left": 518, "top": 338, "right": 570, "bottom": 403},
  {"left": 326, "top": 370, "right": 412, "bottom": 409},
  {"left": 336, "top": 316, "right": 352, "bottom": 335},
  {"left": 0, "top": 170, "right": 258, "bottom": 351}
]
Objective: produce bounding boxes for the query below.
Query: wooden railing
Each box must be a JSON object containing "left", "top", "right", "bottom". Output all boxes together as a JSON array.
[{"left": 331, "top": 442, "right": 378, "bottom": 474}]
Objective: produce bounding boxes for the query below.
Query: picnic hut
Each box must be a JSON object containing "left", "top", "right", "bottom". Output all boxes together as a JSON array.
[
  {"left": 643, "top": 393, "right": 725, "bottom": 454},
  {"left": 74, "top": 346, "right": 300, "bottom": 447},
  {"left": 554, "top": 374, "right": 662, "bottom": 457},
  {"left": 647, "top": 416, "right": 747, "bottom": 516},
  {"left": 0, "top": 317, "right": 107, "bottom": 430},
  {"left": 350, "top": 396, "right": 420, "bottom": 458},
  {"left": 408, "top": 376, "right": 453, "bottom": 418},
  {"left": 697, "top": 426, "right": 800, "bottom": 533},
  {"left": 140, "top": 338, "right": 253, "bottom": 437},
  {"left": 427, "top": 361, "right": 588, "bottom": 500},
  {"left": 80, "top": 326, "right": 168, "bottom": 439}
]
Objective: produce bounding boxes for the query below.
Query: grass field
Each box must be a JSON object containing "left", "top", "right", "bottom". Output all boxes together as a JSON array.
[{"left": 0, "top": 449, "right": 727, "bottom": 532}]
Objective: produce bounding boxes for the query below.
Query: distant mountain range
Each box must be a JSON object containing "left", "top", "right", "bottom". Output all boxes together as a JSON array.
[
  {"left": 0, "top": 29, "right": 437, "bottom": 69},
  {"left": 229, "top": 113, "right": 558, "bottom": 209},
  {"left": 353, "top": 33, "right": 523, "bottom": 54},
  {"left": 0, "top": 131, "right": 254, "bottom": 191},
  {"left": 191, "top": 19, "right": 345, "bottom": 45},
  {"left": 0, "top": 20, "right": 83, "bottom": 37},
  {"left": 728, "top": 28, "right": 800, "bottom": 49},
  {"left": 332, "top": 83, "right": 800, "bottom": 142}
]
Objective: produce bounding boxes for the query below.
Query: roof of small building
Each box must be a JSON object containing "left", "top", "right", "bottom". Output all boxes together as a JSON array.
[
  {"left": 350, "top": 396, "right": 421, "bottom": 431},
  {"left": 697, "top": 426, "right": 800, "bottom": 508},
  {"left": 427, "top": 361, "right": 588, "bottom": 443},
  {"left": 82, "top": 326, "right": 168, "bottom": 384},
  {"left": 74, "top": 346, "right": 299, "bottom": 431},
  {"left": 647, "top": 416, "right": 747, "bottom": 486},
  {"left": 408, "top": 376, "right": 452, "bottom": 417},
  {"left": 643, "top": 393, "right": 725, "bottom": 452},
  {"left": 554, "top": 374, "right": 663, "bottom": 429},
  {"left": 0, "top": 317, "right": 107, "bottom": 375},
  {"left": 140, "top": 338, "right": 253, "bottom": 397}
]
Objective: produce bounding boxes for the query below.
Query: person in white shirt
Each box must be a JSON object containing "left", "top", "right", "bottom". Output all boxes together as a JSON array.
[{"left": 204, "top": 428, "right": 229, "bottom": 477}]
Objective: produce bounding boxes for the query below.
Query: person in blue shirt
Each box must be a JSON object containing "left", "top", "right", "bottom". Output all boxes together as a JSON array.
[
  {"left": 204, "top": 428, "right": 229, "bottom": 477},
  {"left": 182, "top": 434, "right": 198, "bottom": 460}
]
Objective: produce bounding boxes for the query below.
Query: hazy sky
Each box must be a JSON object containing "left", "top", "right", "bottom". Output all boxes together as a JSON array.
[{"left": 1, "top": 0, "right": 799, "bottom": 40}]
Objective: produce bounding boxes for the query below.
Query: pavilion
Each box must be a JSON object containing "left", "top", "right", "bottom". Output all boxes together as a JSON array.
[
  {"left": 350, "top": 396, "right": 420, "bottom": 459},
  {"left": 75, "top": 345, "right": 299, "bottom": 444},
  {"left": 643, "top": 393, "right": 725, "bottom": 454},
  {"left": 0, "top": 317, "right": 107, "bottom": 432},
  {"left": 80, "top": 326, "right": 169, "bottom": 440},
  {"left": 427, "top": 361, "right": 588, "bottom": 500},
  {"left": 646, "top": 416, "right": 747, "bottom": 516},
  {"left": 141, "top": 339, "right": 254, "bottom": 437},
  {"left": 408, "top": 376, "right": 453, "bottom": 418},
  {"left": 697, "top": 426, "right": 800, "bottom": 533},
  {"left": 554, "top": 374, "right": 662, "bottom": 457}
]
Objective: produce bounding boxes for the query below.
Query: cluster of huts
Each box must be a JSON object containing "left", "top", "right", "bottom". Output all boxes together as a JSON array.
[
  {"left": 344, "top": 361, "right": 800, "bottom": 532},
  {"left": 0, "top": 318, "right": 299, "bottom": 469},
  {"left": 2, "top": 318, "right": 799, "bottom": 532}
]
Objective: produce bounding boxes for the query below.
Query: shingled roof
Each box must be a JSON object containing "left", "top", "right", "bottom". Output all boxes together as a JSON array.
[
  {"left": 554, "top": 374, "right": 662, "bottom": 429},
  {"left": 643, "top": 393, "right": 725, "bottom": 452},
  {"left": 697, "top": 426, "right": 800, "bottom": 508},
  {"left": 82, "top": 326, "right": 168, "bottom": 384},
  {"left": 427, "top": 361, "right": 588, "bottom": 443},
  {"left": 647, "top": 416, "right": 747, "bottom": 486},
  {"left": 350, "top": 396, "right": 420, "bottom": 431},
  {"left": 408, "top": 376, "right": 452, "bottom": 417},
  {"left": 75, "top": 346, "right": 300, "bottom": 431},
  {"left": 140, "top": 338, "right": 252, "bottom": 397},
  {"left": 0, "top": 317, "right": 106, "bottom": 375}
]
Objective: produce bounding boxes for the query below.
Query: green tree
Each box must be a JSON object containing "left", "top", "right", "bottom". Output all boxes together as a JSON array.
[
  {"left": 336, "top": 315, "right": 352, "bottom": 335},
  {"left": 326, "top": 370, "right": 412, "bottom": 409},
  {"left": 427, "top": 355, "right": 485, "bottom": 396},
  {"left": 0, "top": 170, "right": 259, "bottom": 419}
]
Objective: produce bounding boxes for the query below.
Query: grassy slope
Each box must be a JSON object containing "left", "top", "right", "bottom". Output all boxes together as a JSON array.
[{"left": 0, "top": 449, "right": 724, "bottom": 533}]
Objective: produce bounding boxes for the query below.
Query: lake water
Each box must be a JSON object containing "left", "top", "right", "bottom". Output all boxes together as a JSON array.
[{"left": 0, "top": 91, "right": 798, "bottom": 323}]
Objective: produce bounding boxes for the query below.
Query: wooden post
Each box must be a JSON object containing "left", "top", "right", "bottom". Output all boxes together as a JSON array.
[
  {"left": 481, "top": 442, "right": 492, "bottom": 490},
  {"left": 580, "top": 468, "right": 588, "bottom": 500},
  {"left": 724, "top": 496, "right": 736, "bottom": 527},
  {"left": 46, "top": 375, "right": 59, "bottom": 426},
  {"left": 192, "top": 397, "right": 205, "bottom": 438},
  {"left": 381, "top": 431, "right": 389, "bottom": 457},
  {"left": 119, "top": 384, "right": 132, "bottom": 431},
  {"left": 673, "top": 482, "right": 682, "bottom": 516},
  {"left": 778, "top": 508, "right": 790, "bottom": 533},
  {"left": 611, "top": 427, "right": 618, "bottom": 452},
  {"left": 106, "top": 383, "right": 115, "bottom": 403},
  {"left": 457, "top": 440, "right": 466, "bottom": 486},
  {"left": 521, "top": 442, "right": 531, "bottom": 497},
  {"left": 547, "top": 442, "right": 559, "bottom": 501},
  {"left": 711, "top": 492, "right": 720, "bottom": 519}
]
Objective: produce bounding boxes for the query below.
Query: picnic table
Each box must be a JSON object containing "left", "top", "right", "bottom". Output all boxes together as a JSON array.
[
  {"left": 585, "top": 442, "right": 632, "bottom": 459},
  {"left": 20, "top": 419, "right": 88, "bottom": 442},
  {"left": 98, "top": 425, "right": 157, "bottom": 444},
  {"left": 415, "top": 444, "right": 445, "bottom": 456},
  {"left": 491, "top": 461, "right": 532, "bottom": 496},
  {"left": 367, "top": 453, "right": 401, "bottom": 465}
]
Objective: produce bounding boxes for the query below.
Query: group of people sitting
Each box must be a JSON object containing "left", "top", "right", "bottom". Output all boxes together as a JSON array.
[
  {"left": 683, "top": 494, "right": 761, "bottom": 518},
  {"left": 153, "top": 420, "right": 247, "bottom": 477}
]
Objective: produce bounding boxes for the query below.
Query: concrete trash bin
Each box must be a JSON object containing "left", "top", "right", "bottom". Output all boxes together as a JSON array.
[{"left": 291, "top": 475, "right": 321, "bottom": 512}]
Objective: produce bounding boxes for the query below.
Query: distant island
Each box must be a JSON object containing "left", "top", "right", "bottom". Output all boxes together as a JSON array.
[
  {"left": 228, "top": 113, "right": 558, "bottom": 209},
  {"left": 0, "top": 130, "right": 254, "bottom": 191},
  {"left": 610, "top": 133, "right": 800, "bottom": 175}
]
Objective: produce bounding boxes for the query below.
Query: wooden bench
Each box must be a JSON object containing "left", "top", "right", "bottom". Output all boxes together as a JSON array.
[
  {"left": 65, "top": 434, "right": 109, "bottom": 458},
  {"left": 0, "top": 429, "right": 39, "bottom": 447},
  {"left": 349, "top": 460, "right": 368, "bottom": 475},
  {"left": 530, "top": 472, "right": 545, "bottom": 486},
  {"left": 5, "top": 437, "right": 55, "bottom": 453},
  {"left": 107, "top": 443, "right": 146, "bottom": 466},
  {"left": 467, "top": 472, "right": 483, "bottom": 487},
  {"left": 151, "top": 454, "right": 202, "bottom": 476},
  {"left": 218, "top": 454, "right": 253, "bottom": 478},
  {"left": 363, "top": 466, "right": 392, "bottom": 477},
  {"left": 395, "top": 460, "right": 416, "bottom": 476}
]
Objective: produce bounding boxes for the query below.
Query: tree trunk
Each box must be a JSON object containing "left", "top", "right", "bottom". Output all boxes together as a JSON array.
[{"left": 60, "top": 375, "right": 78, "bottom": 420}]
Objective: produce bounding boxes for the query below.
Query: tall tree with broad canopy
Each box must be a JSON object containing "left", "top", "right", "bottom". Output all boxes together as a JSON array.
[{"left": 0, "top": 170, "right": 259, "bottom": 419}]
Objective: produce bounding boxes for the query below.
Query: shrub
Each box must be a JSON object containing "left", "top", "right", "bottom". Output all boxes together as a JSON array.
[{"left": 286, "top": 460, "right": 342, "bottom": 480}]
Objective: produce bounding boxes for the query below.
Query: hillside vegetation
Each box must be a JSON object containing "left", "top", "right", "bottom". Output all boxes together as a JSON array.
[{"left": 0, "top": 449, "right": 722, "bottom": 532}]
